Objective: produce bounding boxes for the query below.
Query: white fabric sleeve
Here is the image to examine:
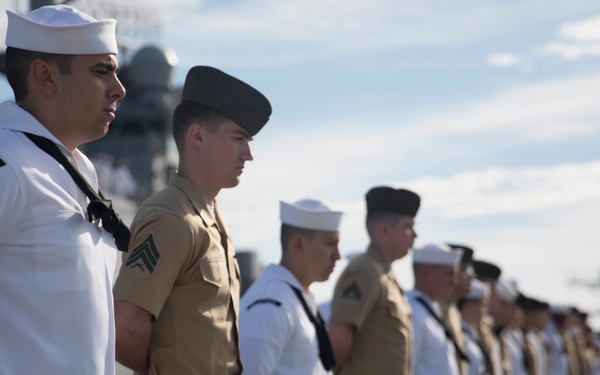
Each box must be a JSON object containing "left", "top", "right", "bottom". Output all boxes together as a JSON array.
[
  {"left": 0, "top": 161, "right": 24, "bottom": 242},
  {"left": 239, "top": 300, "right": 294, "bottom": 375}
]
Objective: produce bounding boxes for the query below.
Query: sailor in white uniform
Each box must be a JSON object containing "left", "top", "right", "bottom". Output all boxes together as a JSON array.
[
  {"left": 459, "top": 279, "right": 491, "bottom": 375},
  {"left": 407, "top": 242, "right": 463, "bottom": 375},
  {"left": 0, "top": 5, "right": 125, "bottom": 375},
  {"left": 239, "top": 198, "right": 343, "bottom": 375}
]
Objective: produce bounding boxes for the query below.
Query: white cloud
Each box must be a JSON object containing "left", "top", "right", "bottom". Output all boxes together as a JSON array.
[
  {"left": 540, "top": 13, "right": 600, "bottom": 61},
  {"left": 558, "top": 14, "right": 600, "bottom": 42},
  {"left": 539, "top": 41, "right": 600, "bottom": 60},
  {"left": 406, "top": 161, "right": 600, "bottom": 218},
  {"left": 487, "top": 53, "right": 520, "bottom": 67},
  {"left": 150, "top": 0, "right": 586, "bottom": 69}
]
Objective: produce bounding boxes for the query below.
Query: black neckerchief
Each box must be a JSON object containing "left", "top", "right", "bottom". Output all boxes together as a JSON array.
[
  {"left": 287, "top": 283, "right": 336, "bottom": 371},
  {"left": 415, "top": 296, "right": 469, "bottom": 363},
  {"left": 24, "top": 132, "right": 130, "bottom": 252}
]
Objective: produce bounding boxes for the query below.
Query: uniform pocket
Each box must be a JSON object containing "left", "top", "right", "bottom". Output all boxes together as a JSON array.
[{"left": 199, "top": 257, "right": 225, "bottom": 288}]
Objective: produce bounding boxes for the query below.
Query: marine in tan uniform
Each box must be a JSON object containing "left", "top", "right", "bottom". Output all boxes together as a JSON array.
[
  {"left": 112, "top": 66, "right": 272, "bottom": 374},
  {"left": 328, "top": 186, "right": 420, "bottom": 375},
  {"left": 473, "top": 260, "right": 507, "bottom": 375},
  {"left": 518, "top": 294, "right": 550, "bottom": 375},
  {"left": 443, "top": 244, "right": 476, "bottom": 375}
]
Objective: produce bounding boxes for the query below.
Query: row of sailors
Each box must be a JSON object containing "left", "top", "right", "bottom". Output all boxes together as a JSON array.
[{"left": 445, "top": 253, "right": 600, "bottom": 375}]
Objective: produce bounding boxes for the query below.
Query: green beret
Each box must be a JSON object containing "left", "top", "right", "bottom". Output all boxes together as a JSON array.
[
  {"left": 366, "top": 186, "right": 420, "bottom": 217},
  {"left": 181, "top": 66, "right": 272, "bottom": 136}
]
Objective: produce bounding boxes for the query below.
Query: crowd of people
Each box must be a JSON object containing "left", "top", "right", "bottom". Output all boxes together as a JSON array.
[{"left": 0, "top": 4, "right": 598, "bottom": 375}]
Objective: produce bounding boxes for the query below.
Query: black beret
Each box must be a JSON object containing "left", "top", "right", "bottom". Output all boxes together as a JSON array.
[
  {"left": 181, "top": 66, "right": 272, "bottom": 136},
  {"left": 473, "top": 260, "right": 501, "bottom": 281},
  {"left": 366, "top": 186, "right": 420, "bottom": 217},
  {"left": 447, "top": 243, "right": 474, "bottom": 264}
]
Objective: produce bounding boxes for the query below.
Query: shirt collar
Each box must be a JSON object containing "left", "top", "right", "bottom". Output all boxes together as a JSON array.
[
  {"left": 1, "top": 101, "right": 77, "bottom": 155},
  {"left": 169, "top": 170, "right": 215, "bottom": 227},
  {"left": 263, "top": 263, "right": 304, "bottom": 291},
  {"left": 366, "top": 243, "right": 391, "bottom": 272}
]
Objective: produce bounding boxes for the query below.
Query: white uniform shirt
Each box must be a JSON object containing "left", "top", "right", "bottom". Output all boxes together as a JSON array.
[
  {"left": 239, "top": 264, "right": 330, "bottom": 375},
  {"left": 0, "top": 102, "right": 118, "bottom": 375},
  {"left": 407, "top": 289, "right": 460, "bottom": 375},
  {"left": 504, "top": 329, "right": 527, "bottom": 375},
  {"left": 462, "top": 321, "right": 486, "bottom": 375},
  {"left": 544, "top": 322, "right": 569, "bottom": 375}
]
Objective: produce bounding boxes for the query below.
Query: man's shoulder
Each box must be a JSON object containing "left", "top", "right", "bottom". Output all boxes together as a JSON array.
[
  {"left": 240, "top": 278, "right": 301, "bottom": 326},
  {"left": 242, "top": 276, "right": 296, "bottom": 308},
  {"left": 135, "top": 184, "right": 194, "bottom": 218},
  {"left": 340, "top": 253, "right": 383, "bottom": 280}
]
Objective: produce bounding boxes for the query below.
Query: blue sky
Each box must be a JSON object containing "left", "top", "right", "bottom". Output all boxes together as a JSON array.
[{"left": 2, "top": 0, "right": 600, "bottom": 327}]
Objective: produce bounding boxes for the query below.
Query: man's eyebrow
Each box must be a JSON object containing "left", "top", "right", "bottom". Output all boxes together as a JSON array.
[
  {"left": 94, "top": 61, "right": 118, "bottom": 72},
  {"left": 234, "top": 128, "right": 253, "bottom": 140}
]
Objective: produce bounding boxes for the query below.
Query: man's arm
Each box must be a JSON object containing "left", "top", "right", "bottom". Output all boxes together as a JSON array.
[
  {"left": 115, "top": 300, "right": 152, "bottom": 372},
  {"left": 328, "top": 322, "right": 356, "bottom": 370}
]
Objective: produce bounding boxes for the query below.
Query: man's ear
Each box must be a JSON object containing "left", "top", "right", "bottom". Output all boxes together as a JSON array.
[
  {"left": 187, "top": 122, "right": 204, "bottom": 149},
  {"left": 289, "top": 233, "right": 306, "bottom": 256},
  {"left": 29, "top": 59, "right": 58, "bottom": 97}
]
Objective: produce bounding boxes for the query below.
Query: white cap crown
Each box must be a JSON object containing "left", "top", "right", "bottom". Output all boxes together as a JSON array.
[
  {"left": 6, "top": 5, "right": 118, "bottom": 55},
  {"left": 280, "top": 198, "right": 343, "bottom": 232},
  {"left": 463, "top": 279, "right": 490, "bottom": 300},
  {"left": 412, "top": 242, "right": 462, "bottom": 266}
]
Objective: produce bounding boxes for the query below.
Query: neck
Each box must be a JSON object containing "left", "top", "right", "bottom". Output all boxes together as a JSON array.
[
  {"left": 370, "top": 241, "right": 395, "bottom": 268},
  {"left": 279, "top": 260, "right": 311, "bottom": 291},
  {"left": 178, "top": 160, "right": 218, "bottom": 204},
  {"left": 415, "top": 284, "right": 441, "bottom": 302}
]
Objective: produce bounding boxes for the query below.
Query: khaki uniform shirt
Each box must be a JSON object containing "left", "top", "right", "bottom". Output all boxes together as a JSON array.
[
  {"left": 329, "top": 244, "right": 412, "bottom": 375},
  {"left": 444, "top": 303, "right": 469, "bottom": 375},
  {"left": 113, "top": 172, "right": 242, "bottom": 375},
  {"left": 479, "top": 315, "right": 503, "bottom": 375},
  {"left": 564, "top": 332, "right": 581, "bottom": 375}
]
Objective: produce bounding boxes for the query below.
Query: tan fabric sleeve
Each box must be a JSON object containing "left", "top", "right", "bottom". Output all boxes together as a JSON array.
[
  {"left": 113, "top": 213, "right": 198, "bottom": 318},
  {"left": 329, "top": 267, "right": 380, "bottom": 329}
]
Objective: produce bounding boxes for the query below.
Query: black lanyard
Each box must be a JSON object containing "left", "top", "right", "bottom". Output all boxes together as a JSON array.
[
  {"left": 287, "top": 284, "right": 336, "bottom": 371},
  {"left": 24, "top": 132, "right": 130, "bottom": 252},
  {"left": 415, "top": 296, "right": 469, "bottom": 363}
]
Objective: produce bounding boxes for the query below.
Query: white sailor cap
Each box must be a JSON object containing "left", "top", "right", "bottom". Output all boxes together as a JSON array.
[
  {"left": 6, "top": 5, "right": 118, "bottom": 55},
  {"left": 280, "top": 198, "right": 343, "bottom": 232},
  {"left": 495, "top": 278, "right": 519, "bottom": 303},
  {"left": 412, "top": 242, "right": 462, "bottom": 266},
  {"left": 463, "top": 279, "right": 490, "bottom": 300}
]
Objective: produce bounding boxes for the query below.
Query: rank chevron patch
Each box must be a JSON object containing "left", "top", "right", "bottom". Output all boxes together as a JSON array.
[
  {"left": 342, "top": 281, "right": 362, "bottom": 301},
  {"left": 125, "top": 234, "right": 160, "bottom": 274}
]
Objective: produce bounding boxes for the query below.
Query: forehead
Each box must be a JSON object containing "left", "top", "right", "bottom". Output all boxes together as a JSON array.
[
  {"left": 72, "top": 53, "right": 119, "bottom": 67},
  {"left": 314, "top": 230, "right": 340, "bottom": 240},
  {"left": 430, "top": 264, "right": 456, "bottom": 273},
  {"left": 396, "top": 215, "right": 414, "bottom": 225}
]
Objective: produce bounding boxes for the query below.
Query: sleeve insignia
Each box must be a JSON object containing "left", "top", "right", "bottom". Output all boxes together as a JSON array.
[
  {"left": 342, "top": 281, "right": 362, "bottom": 301},
  {"left": 125, "top": 234, "right": 160, "bottom": 274},
  {"left": 246, "top": 298, "right": 282, "bottom": 310}
]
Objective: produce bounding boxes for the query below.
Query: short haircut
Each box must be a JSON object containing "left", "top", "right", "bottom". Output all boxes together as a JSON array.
[
  {"left": 5, "top": 47, "right": 73, "bottom": 103},
  {"left": 365, "top": 211, "right": 402, "bottom": 237},
  {"left": 280, "top": 223, "right": 316, "bottom": 250},
  {"left": 172, "top": 101, "right": 229, "bottom": 152}
]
